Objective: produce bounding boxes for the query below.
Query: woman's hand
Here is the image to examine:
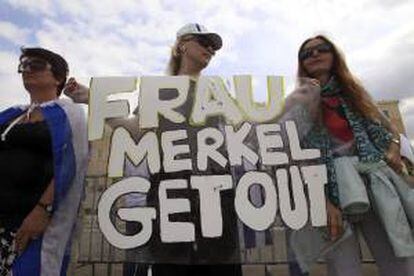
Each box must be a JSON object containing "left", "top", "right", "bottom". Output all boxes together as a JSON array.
[
  {"left": 63, "top": 77, "right": 90, "bottom": 104},
  {"left": 15, "top": 206, "right": 50, "bottom": 254},
  {"left": 285, "top": 78, "right": 321, "bottom": 121},
  {"left": 386, "top": 141, "right": 403, "bottom": 174},
  {"left": 326, "top": 200, "right": 343, "bottom": 241}
]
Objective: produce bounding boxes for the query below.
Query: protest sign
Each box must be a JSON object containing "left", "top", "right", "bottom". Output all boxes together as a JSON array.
[{"left": 87, "top": 76, "right": 327, "bottom": 263}]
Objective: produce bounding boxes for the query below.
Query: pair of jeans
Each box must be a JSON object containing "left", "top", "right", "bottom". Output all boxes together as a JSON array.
[{"left": 325, "top": 210, "right": 414, "bottom": 276}]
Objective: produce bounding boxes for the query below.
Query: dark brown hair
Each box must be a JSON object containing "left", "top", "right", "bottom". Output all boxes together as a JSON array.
[{"left": 20, "top": 47, "right": 69, "bottom": 96}]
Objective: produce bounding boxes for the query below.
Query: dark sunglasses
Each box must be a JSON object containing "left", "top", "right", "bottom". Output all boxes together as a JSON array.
[
  {"left": 299, "top": 43, "right": 333, "bottom": 61},
  {"left": 18, "top": 58, "right": 52, "bottom": 73},
  {"left": 192, "top": 35, "right": 215, "bottom": 49}
]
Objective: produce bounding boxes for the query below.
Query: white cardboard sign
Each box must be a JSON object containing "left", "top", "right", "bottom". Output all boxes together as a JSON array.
[{"left": 89, "top": 76, "right": 328, "bottom": 251}]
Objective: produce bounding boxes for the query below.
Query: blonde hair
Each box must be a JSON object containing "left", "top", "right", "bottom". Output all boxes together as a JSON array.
[
  {"left": 297, "top": 35, "right": 383, "bottom": 123},
  {"left": 166, "top": 35, "right": 194, "bottom": 76}
]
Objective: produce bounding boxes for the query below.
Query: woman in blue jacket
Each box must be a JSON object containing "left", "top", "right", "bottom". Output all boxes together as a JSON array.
[{"left": 0, "top": 47, "right": 88, "bottom": 276}]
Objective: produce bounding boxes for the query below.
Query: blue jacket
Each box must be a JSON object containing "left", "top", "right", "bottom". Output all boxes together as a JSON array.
[{"left": 0, "top": 99, "right": 88, "bottom": 276}]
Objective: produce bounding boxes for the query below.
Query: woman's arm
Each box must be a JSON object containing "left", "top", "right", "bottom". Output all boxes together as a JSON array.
[
  {"left": 63, "top": 77, "right": 90, "bottom": 104},
  {"left": 378, "top": 112, "right": 403, "bottom": 173},
  {"left": 326, "top": 199, "right": 343, "bottom": 241},
  {"left": 15, "top": 179, "right": 54, "bottom": 253},
  {"left": 284, "top": 78, "right": 321, "bottom": 122}
]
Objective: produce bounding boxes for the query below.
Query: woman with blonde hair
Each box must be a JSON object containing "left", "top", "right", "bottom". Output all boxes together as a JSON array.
[
  {"left": 145, "top": 22, "right": 241, "bottom": 276},
  {"left": 166, "top": 23, "right": 220, "bottom": 77},
  {"left": 64, "top": 23, "right": 241, "bottom": 276},
  {"left": 292, "top": 34, "right": 414, "bottom": 275}
]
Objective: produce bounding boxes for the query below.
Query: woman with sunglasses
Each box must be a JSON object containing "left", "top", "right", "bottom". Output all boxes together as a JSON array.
[
  {"left": 292, "top": 35, "right": 414, "bottom": 275},
  {"left": 0, "top": 47, "right": 88, "bottom": 276},
  {"left": 64, "top": 23, "right": 242, "bottom": 276},
  {"left": 64, "top": 23, "right": 219, "bottom": 99},
  {"left": 149, "top": 23, "right": 242, "bottom": 276}
]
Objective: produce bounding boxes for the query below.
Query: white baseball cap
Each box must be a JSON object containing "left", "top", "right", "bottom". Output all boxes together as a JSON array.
[{"left": 176, "top": 23, "right": 222, "bottom": 50}]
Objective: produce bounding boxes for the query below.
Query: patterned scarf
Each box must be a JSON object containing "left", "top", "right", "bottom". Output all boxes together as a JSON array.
[{"left": 304, "top": 78, "right": 393, "bottom": 205}]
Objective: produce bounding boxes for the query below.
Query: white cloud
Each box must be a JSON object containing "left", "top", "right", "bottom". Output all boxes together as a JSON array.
[
  {"left": 0, "top": 51, "right": 18, "bottom": 74},
  {"left": 1, "top": 0, "right": 414, "bottom": 141},
  {"left": 3, "top": 0, "right": 260, "bottom": 79},
  {"left": 353, "top": 26, "right": 414, "bottom": 101},
  {"left": 32, "top": 19, "right": 168, "bottom": 77},
  {"left": 0, "top": 21, "right": 30, "bottom": 45},
  {"left": 0, "top": 75, "right": 27, "bottom": 110},
  {"left": 4, "top": 0, "right": 55, "bottom": 16}
]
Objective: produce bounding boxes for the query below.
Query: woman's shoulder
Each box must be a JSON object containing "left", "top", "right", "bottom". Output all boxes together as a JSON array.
[{"left": 0, "top": 105, "right": 26, "bottom": 124}]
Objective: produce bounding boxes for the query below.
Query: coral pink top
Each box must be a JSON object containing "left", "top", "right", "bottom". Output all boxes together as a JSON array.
[{"left": 322, "top": 96, "right": 354, "bottom": 142}]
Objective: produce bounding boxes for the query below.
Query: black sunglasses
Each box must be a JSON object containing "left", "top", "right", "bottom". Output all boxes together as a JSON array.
[
  {"left": 192, "top": 35, "right": 215, "bottom": 49},
  {"left": 299, "top": 43, "right": 333, "bottom": 61},
  {"left": 18, "top": 57, "right": 52, "bottom": 73}
]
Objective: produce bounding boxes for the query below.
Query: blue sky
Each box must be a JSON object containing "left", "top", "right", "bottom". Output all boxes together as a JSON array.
[{"left": 1, "top": 0, "right": 414, "bottom": 143}]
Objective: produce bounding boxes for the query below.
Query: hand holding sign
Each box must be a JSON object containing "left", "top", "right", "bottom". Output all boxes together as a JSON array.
[{"left": 63, "top": 77, "right": 90, "bottom": 104}]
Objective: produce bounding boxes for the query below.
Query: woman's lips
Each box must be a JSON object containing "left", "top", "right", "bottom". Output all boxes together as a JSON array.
[{"left": 308, "top": 58, "right": 323, "bottom": 65}]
